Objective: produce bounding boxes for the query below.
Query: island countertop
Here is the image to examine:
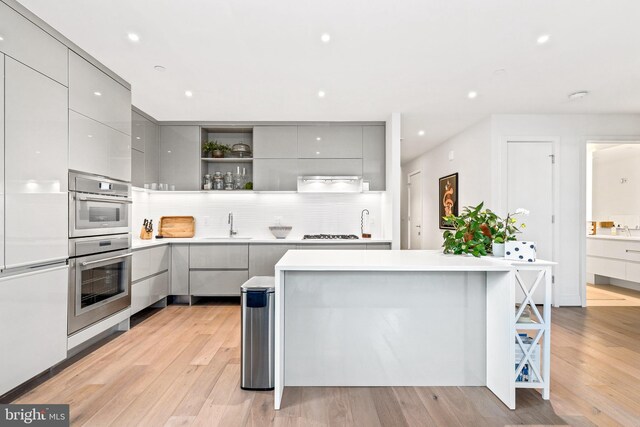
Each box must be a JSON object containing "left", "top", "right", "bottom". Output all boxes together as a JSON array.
[{"left": 275, "top": 249, "right": 553, "bottom": 272}]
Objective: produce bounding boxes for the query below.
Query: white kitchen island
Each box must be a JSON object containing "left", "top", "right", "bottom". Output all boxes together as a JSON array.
[{"left": 274, "top": 250, "right": 554, "bottom": 410}]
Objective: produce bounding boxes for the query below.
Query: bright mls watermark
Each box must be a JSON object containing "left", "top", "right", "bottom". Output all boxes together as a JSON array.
[{"left": 0, "top": 405, "right": 69, "bottom": 426}]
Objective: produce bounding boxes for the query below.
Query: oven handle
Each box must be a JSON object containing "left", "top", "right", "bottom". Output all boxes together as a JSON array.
[
  {"left": 81, "top": 253, "right": 133, "bottom": 267},
  {"left": 78, "top": 196, "right": 133, "bottom": 204}
]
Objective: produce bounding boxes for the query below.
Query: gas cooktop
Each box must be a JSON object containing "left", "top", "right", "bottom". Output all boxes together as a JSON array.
[{"left": 303, "top": 234, "right": 360, "bottom": 240}]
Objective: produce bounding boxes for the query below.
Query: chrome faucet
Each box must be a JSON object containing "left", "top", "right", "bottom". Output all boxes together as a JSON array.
[{"left": 228, "top": 212, "right": 237, "bottom": 237}]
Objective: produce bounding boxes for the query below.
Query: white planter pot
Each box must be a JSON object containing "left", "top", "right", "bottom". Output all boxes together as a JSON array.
[{"left": 492, "top": 242, "right": 505, "bottom": 257}]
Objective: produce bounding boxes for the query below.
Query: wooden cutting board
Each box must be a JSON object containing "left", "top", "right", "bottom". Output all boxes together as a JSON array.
[{"left": 158, "top": 216, "right": 195, "bottom": 238}]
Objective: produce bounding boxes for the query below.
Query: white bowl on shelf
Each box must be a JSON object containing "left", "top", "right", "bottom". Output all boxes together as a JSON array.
[{"left": 269, "top": 226, "right": 292, "bottom": 239}]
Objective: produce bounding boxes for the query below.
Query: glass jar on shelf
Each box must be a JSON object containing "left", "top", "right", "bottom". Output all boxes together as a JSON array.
[
  {"left": 213, "top": 172, "right": 224, "bottom": 190},
  {"left": 224, "top": 172, "right": 234, "bottom": 190},
  {"left": 203, "top": 174, "right": 212, "bottom": 190},
  {"left": 234, "top": 166, "right": 245, "bottom": 190}
]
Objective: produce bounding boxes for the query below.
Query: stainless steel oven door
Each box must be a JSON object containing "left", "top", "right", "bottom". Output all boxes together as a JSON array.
[
  {"left": 69, "top": 192, "right": 132, "bottom": 237},
  {"left": 68, "top": 249, "right": 132, "bottom": 335}
]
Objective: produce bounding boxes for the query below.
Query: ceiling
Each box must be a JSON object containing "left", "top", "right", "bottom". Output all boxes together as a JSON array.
[{"left": 17, "top": 0, "right": 640, "bottom": 163}]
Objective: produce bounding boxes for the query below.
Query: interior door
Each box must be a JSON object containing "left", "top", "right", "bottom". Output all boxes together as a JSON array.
[
  {"left": 409, "top": 171, "right": 422, "bottom": 249},
  {"left": 507, "top": 142, "right": 554, "bottom": 304}
]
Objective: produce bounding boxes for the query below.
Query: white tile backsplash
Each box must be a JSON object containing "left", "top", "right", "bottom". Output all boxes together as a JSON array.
[{"left": 132, "top": 190, "right": 385, "bottom": 239}]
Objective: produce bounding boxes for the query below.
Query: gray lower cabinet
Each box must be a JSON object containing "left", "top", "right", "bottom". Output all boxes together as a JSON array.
[
  {"left": 131, "top": 245, "right": 170, "bottom": 314},
  {"left": 190, "top": 244, "right": 248, "bottom": 269},
  {"left": 132, "top": 245, "right": 169, "bottom": 282},
  {"left": 366, "top": 243, "right": 392, "bottom": 250},
  {"left": 253, "top": 159, "right": 298, "bottom": 191},
  {"left": 0, "top": 1, "right": 68, "bottom": 86},
  {"left": 159, "top": 125, "right": 200, "bottom": 190},
  {"left": 131, "top": 272, "right": 169, "bottom": 315},
  {"left": 249, "top": 244, "right": 297, "bottom": 276},
  {"left": 363, "top": 125, "right": 386, "bottom": 191},
  {"left": 190, "top": 270, "right": 248, "bottom": 296},
  {"left": 253, "top": 126, "right": 298, "bottom": 158},
  {"left": 298, "top": 158, "right": 363, "bottom": 177},
  {"left": 131, "top": 149, "right": 145, "bottom": 187},
  {"left": 297, "top": 125, "right": 363, "bottom": 159},
  {"left": 171, "top": 245, "right": 190, "bottom": 295}
]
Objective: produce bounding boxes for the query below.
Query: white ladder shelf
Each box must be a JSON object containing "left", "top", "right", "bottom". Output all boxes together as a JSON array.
[{"left": 512, "top": 263, "right": 553, "bottom": 400}]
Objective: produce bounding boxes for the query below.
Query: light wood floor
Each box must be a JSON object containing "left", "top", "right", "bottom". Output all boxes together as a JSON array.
[
  {"left": 10, "top": 303, "right": 640, "bottom": 426},
  {"left": 587, "top": 283, "right": 640, "bottom": 307}
]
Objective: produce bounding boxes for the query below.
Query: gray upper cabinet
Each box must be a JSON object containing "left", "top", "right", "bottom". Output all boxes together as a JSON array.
[
  {"left": 253, "top": 126, "right": 298, "bottom": 158},
  {"left": 0, "top": 2, "right": 68, "bottom": 86},
  {"left": 253, "top": 159, "right": 298, "bottom": 191},
  {"left": 131, "top": 110, "right": 159, "bottom": 187},
  {"left": 131, "top": 111, "right": 145, "bottom": 151},
  {"left": 69, "top": 51, "right": 131, "bottom": 135},
  {"left": 298, "top": 158, "right": 362, "bottom": 177},
  {"left": 298, "top": 126, "right": 363, "bottom": 159},
  {"left": 131, "top": 149, "right": 145, "bottom": 188},
  {"left": 159, "top": 126, "right": 200, "bottom": 190},
  {"left": 363, "top": 125, "right": 386, "bottom": 190},
  {"left": 69, "top": 110, "right": 131, "bottom": 181},
  {"left": 144, "top": 120, "right": 159, "bottom": 186}
]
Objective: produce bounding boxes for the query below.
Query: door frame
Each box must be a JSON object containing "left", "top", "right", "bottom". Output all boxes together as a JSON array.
[
  {"left": 499, "top": 137, "right": 559, "bottom": 306},
  {"left": 581, "top": 138, "right": 640, "bottom": 307},
  {"left": 407, "top": 169, "right": 422, "bottom": 249}
]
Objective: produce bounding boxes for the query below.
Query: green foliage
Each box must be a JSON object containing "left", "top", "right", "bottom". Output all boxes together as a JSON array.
[
  {"left": 441, "top": 202, "right": 526, "bottom": 257},
  {"left": 202, "top": 141, "right": 230, "bottom": 154}
]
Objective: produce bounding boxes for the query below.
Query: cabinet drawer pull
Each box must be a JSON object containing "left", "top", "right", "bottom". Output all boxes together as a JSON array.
[{"left": 626, "top": 249, "right": 640, "bottom": 254}]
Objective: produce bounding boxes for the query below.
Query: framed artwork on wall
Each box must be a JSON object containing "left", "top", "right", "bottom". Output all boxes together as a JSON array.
[{"left": 439, "top": 173, "right": 458, "bottom": 229}]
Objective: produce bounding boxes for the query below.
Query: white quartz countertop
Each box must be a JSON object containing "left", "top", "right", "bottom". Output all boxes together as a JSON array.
[
  {"left": 132, "top": 237, "right": 391, "bottom": 250},
  {"left": 586, "top": 234, "right": 640, "bottom": 242},
  {"left": 275, "top": 249, "right": 554, "bottom": 272}
]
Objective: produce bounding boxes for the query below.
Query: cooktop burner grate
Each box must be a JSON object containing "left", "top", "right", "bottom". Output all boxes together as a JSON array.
[{"left": 302, "top": 234, "right": 360, "bottom": 240}]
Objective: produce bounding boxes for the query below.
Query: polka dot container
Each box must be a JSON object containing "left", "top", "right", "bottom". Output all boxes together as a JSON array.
[{"left": 504, "top": 241, "right": 536, "bottom": 262}]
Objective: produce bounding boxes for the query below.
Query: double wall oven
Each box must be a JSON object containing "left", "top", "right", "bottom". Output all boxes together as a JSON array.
[{"left": 68, "top": 172, "right": 132, "bottom": 335}]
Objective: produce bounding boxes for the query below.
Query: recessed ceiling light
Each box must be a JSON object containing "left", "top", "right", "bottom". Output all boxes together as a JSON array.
[
  {"left": 568, "top": 91, "right": 589, "bottom": 100},
  {"left": 136, "top": 136, "right": 141, "bottom": 140},
  {"left": 87, "top": 135, "right": 93, "bottom": 138},
  {"left": 93, "top": 91, "right": 102, "bottom": 96},
  {"left": 321, "top": 33, "right": 331, "bottom": 43},
  {"left": 127, "top": 33, "right": 140, "bottom": 42},
  {"left": 537, "top": 34, "right": 550, "bottom": 45},
  {"left": 418, "top": 130, "right": 425, "bottom": 136},
  {"left": 317, "top": 90, "right": 325, "bottom": 98},
  {"left": 467, "top": 91, "right": 478, "bottom": 99},
  {"left": 0, "top": 36, "right": 4, "bottom": 41},
  {"left": 316, "top": 137, "right": 322, "bottom": 141},
  {"left": 154, "top": 65, "right": 166, "bottom": 72},
  {"left": 167, "top": 150, "right": 172, "bottom": 153},
  {"left": 316, "top": 151, "right": 320, "bottom": 155},
  {"left": 185, "top": 90, "right": 193, "bottom": 97}
]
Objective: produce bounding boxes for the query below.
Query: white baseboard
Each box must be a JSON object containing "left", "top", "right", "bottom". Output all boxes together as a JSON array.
[{"left": 609, "top": 278, "right": 640, "bottom": 292}]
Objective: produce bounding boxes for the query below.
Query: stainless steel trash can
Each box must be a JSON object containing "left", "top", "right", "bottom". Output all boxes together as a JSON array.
[{"left": 241, "top": 276, "right": 275, "bottom": 390}]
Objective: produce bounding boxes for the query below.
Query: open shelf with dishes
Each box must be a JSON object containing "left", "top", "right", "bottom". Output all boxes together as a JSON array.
[{"left": 200, "top": 127, "right": 254, "bottom": 191}]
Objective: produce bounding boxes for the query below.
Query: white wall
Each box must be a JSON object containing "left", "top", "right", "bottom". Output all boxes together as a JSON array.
[
  {"left": 401, "top": 113, "right": 640, "bottom": 306},
  {"left": 401, "top": 118, "right": 493, "bottom": 249},
  {"left": 132, "top": 190, "right": 385, "bottom": 240},
  {"left": 490, "top": 114, "right": 640, "bottom": 306},
  {"left": 591, "top": 145, "right": 640, "bottom": 226}
]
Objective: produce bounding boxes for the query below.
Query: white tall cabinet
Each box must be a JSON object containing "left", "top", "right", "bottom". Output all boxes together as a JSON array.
[
  {"left": 0, "top": 54, "right": 4, "bottom": 270},
  {"left": 0, "top": 265, "right": 69, "bottom": 396},
  {"left": 4, "top": 57, "right": 68, "bottom": 268}
]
